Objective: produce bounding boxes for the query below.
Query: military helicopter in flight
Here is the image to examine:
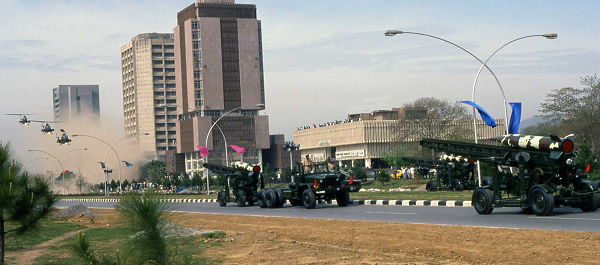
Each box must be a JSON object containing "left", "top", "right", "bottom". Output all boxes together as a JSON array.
[
  {"left": 56, "top": 129, "right": 72, "bottom": 145},
  {"left": 4, "top": 113, "right": 43, "bottom": 125},
  {"left": 37, "top": 121, "right": 57, "bottom": 134}
]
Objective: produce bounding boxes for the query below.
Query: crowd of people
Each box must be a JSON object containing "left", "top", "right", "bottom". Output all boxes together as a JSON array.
[{"left": 297, "top": 118, "right": 361, "bottom": 130}]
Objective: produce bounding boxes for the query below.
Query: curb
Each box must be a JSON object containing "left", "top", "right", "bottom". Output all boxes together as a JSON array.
[{"left": 59, "top": 198, "right": 472, "bottom": 208}]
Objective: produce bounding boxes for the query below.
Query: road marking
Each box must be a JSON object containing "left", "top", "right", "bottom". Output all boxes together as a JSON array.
[
  {"left": 529, "top": 216, "right": 600, "bottom": 221},
  {"left": 365, "top": 212, "right": 416, "bottom": 215}
]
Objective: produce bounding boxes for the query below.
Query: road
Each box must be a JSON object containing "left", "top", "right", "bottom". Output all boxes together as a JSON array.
[{"left": 56, "top": 201, "right": 600, "bottom": 233}]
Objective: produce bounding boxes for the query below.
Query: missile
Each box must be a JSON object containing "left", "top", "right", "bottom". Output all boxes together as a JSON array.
[{"left": 489, "top": 134, "right": 576, "bottom": 159}]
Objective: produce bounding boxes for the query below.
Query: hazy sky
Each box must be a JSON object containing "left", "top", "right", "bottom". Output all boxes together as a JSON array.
[{"left": 1, "top": 0, "right": 599, "bottom": 169}]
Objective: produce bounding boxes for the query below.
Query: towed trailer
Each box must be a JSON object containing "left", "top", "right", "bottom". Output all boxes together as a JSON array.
[{"left": 403, "top": 156, "right": 478, "bottom": 192}]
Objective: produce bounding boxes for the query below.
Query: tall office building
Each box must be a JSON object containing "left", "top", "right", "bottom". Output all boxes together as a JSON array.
[
  {"left": 53, "top": 85, "right": 100, "bottom": 124},
  {"left": 121, "top": 33, "right": 177, "bottom": 161},
  {"left": 172, "top": 0, "right": 269, "bottom": 175}
]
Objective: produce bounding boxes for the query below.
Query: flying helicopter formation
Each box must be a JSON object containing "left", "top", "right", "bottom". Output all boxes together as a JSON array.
[{"left": 4, "top": 113, "right": 70, "bottom": 145}]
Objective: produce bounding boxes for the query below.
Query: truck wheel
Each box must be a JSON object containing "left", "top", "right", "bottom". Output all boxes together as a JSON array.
[
  {"left": 472, "top": 188, "right": 493, "bottom": 215},
  {"left": 274, "top": 189, "right": 285, "bottom": 208},
  {"left": 481, "top": 177, "right": 493, "bottom": 187},
  {"left": 265, "top": 189, "right": 278, "bottom": 208},
  {"left": 257, "top": 190, "right": 267, "bottom": 208},
  {"left": 580, "top": 193, "right": 599, "bottom": 212},
  {"left": 217, "top": 191, "right": 227, "bottom": 207},
  {"left": 236, "top": 191, "right": 246, "bottom": 207},
  {"left": 529, "top": 188, "right": 554, "bottom": 216},
  {"left": 336, "top": 190, "right": 350, "bottom": 207},
  {"left": 452, "top": 179, "right": 464, "bottom": 191},
  {"left": 426, "top": 181, "right": 437, "bottom": 192},
  {"left": 302, "top": 189, "right": 316, "bottom": 209}
]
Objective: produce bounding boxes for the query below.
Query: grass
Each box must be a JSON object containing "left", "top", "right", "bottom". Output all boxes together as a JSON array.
[
  {"left": 4, "top": 218, "right": 87, "bottom": 252},
  {"left": 350, "top": 191, "right": 473, "bottom": 201}
]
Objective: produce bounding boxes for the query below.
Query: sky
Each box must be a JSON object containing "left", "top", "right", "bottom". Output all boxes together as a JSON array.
[{"left": 1, "top": 0, "right": 599, "bottom": 179}]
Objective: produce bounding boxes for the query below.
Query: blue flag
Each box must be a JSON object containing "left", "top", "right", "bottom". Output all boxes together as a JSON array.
[
  {"left": 98, "top": 162, "right": 106, "bottom": 169},
  {"left": 508, "top": 102, "right": 522, "bottom": 134},
  {"left": 122, "top": 161, "right": 133, "bottom": 168},
  {"left": 459, "top": 101, "right": 497, "bottom": 128}
]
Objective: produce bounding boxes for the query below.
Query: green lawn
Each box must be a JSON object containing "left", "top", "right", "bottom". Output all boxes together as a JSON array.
[
  {"left": 4, "top": 218, "right": 86, "bottom": 252},
  {"left": 350, "top": 191, "right": 473, "bottom": 201}
]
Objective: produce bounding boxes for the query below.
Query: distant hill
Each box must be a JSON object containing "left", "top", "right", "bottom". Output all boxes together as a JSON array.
[{"left": 520, "top": 116, "right": 547, "bottom": 129}]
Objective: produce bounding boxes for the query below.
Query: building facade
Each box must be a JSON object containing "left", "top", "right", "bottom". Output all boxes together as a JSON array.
[
  {"left": 121, "top": 33, "right": 177, "bottom": 161},
  {"left": 294, "top": 109, "right": 506, "bottom": 169},
  {"left": 261, "top": 135, "right": 301, "bottom": 171},
  {"left": 53, "top": 85, "right": 100, "bottom": 124},
  {"left": 174, "top": 0, "right": 269, "bottom": 175}
]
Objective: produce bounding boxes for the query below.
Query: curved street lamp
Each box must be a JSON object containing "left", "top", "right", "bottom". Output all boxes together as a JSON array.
[
  {"left": 28, "top": 149, "right": 65, "bottom": 194},
  {"left": 72, "top": 134, "right": 123, "bottom": 193}
]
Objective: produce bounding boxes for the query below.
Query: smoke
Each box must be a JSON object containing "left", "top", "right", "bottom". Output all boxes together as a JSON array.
[{"left": 13, "top": 112, "right": 152, "bottom": 194}]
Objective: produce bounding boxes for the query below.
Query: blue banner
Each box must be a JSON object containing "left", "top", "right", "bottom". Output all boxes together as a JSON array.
[
  {"left": 508, "top": 102, "right": 522, "bottom": 134},
  {"left": 459, "top": 101, "right": 497, "bottom": 128}
]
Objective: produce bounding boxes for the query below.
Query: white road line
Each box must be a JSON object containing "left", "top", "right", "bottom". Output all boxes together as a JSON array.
[
  {"left": 529, "top": 217, "right": 600, "bottom": 221},
  {"left": 365, "top": 212, "right": 416, "bottom": 215}
]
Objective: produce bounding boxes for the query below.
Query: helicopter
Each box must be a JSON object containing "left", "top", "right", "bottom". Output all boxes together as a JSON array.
[
  {"left": 56, "top": 129, "right": 72, "bottom": 145},
  {"left": 4, "top": 113, "right": 43, "bottom": 125},
  {"left": 35, "top": 121, "right": 56, "bottom": 134}
]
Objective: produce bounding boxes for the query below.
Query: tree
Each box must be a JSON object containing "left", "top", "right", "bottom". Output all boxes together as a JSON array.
[
  {"left": 191, "top": 173, "right": 202, "bottom": 190},
  {"left": 377, "top": 169, "right": 391, "bottom": 186},
  {"left": 575, "top": 140, "right": 599, "bottom": 172},
  {"left": 139, "top": 160, "right": 167, "bottom": 183},
  {"left": 281, "top": 166, "right": 292, "bottom": 183},
  {"left": 74, "top": 171, "right": 88, "bottom": 194},
  {"left": 350, "top": 161, "right": 367, "bottom": 181},
  {"left": 110, "top": 180, "right": 118, "bottom": 190},
  {"left": 123, "top": 179, "right": 130, "bottom": 190},
  {"left": 393, "top": 97, "right": 470, "bottom": 142},
  {"left": 382, "top": 149, "right": 409, "bottom": 169},
  {"left": 1, "top": 142, "right": 57, "bottom": 264},
  {"left": 263, "top": 164, "right": 276, "bottom": 183},
  {"left": 539, "top": 75, "right": 600, "bottom": 153},
  {"left": 521, "top": 121, "right": 562, "bottom": 136},
  {"left": 182, "top": 175, "right": 191, "bottom": 188}
]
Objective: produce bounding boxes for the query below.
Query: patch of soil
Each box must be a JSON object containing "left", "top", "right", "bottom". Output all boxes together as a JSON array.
[{"left": 6, "top": 229, "right": 87, "bottom": 265}]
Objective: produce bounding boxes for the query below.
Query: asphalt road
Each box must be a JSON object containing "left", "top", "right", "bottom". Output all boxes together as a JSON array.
[{"left": 56, "top": 201, "right": 600, "bottom": 233}]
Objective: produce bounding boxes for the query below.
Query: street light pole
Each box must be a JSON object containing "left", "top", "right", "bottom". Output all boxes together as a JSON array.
[
  {"left": 72, "top": 134, "right": 122, "bottom": 194},
  {"left": 282, "top": 141, "right": 300, "bottom": 183},
  {"left": 28, "top": 150, "right": 65, "bottom": 194},
  {"left": 102, "top": 133, "right": 149, "bottom": 192}
]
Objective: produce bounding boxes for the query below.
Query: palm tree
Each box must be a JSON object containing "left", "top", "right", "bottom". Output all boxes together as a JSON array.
[{"left": 0, "top": 142, "right": 57, "bottom": 265}]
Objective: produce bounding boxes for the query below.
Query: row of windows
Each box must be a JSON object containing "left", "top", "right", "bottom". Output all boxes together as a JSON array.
[
  {"left": 153, "top": 76, "right": 176, "bottom": 81},
  {"left": 194, "top": 70, "right": 202, "bottom": 79},
  {"left": 154, "top": 84, "right": 176, "bottom": 88},
  {"left": 156, "top": 131, "right": 176, "bottom": 135},
  {"left": 152, "top": 53, "right": 175, "bottom": 57},
  {"left": 154, "top": 107, "right": 177, "bottom": 112},
  {"left": 194, "top": 80, "right": 203, "bottom": 89},
  {"left": 155, "top": 115, "right": 178, "bottom": 120},
  {"left": 152, "top": 45, "right": 174, "bottom": 49},
  {"left": 153, "top": 91, "right": 176, "bottom": 98},
  {"left": 155, "top": 123, "right": 176, "bottom": 127},
  {"left": 166, "top": 91, "right": 176, "bottom": 96},
  {"left": 193, "top": 60, "right": 202, "bottom": 69},
  {"left": 192, "top": 41, "right": 201, "bottom": 49},
  {"left": 152, "top": 60, "right": 175, "bottom": 65},
  {"left": 154, "top": 99, "right": 177, "bottom": 104},
  {"left": 193, "top": 51, "right": 201, "bottom": 59},
  {"left": 191, "top": 21, "right": 199, "bottom": 29},
  {"left": 192, "top": 31, "right": 200, "bottom": 39},
  {"left": 157, "top": 147, "right": 177, "bottom": 151},
  {"left": 153, "top": 68, "right": 176, "bottom": 73},
  {"left": 195, "top": 100, "right": 203, "bottom": 106},
  {"left": 195, "top": 90, "right": 203, "bottom": 99}
]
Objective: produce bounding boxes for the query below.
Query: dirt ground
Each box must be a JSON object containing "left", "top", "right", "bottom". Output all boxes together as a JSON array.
[{"left": 60, "top": 209, "right": 600, "bottom": 265}]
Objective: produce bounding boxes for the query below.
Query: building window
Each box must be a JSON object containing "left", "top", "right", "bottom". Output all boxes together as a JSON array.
[
  {"left": 153, "top": 68, "right": 163, "bottom": 72},
  {"left": 165, "top": 76, "right": 175, "bottom": 80},
  {"left": 157, "top": 147, "right": 167, "bottom": 151},
  {"left": 154, "top": 107, "right": 163, "bottom": 112},
  {"left": 155, "top": 115, "right": 165, "bottom": 120},
  {"left": 166, "top": 84, "right": 176, "bottom": 88},
  {"left": 156, "top": 131, "right": 166, "bottom": 135},
  {"left": 167, "top": 123, "right": 176, "bottom": 127},
  {"left": 168, "top": 131, "right": 176, "bottom": 135},
  {"left": 193, "top": 161, "right": 197, "bottom": 169},
  {"left": 155, "top": 99, "right": 164, "bottom": 104},
  {"left": 192, "top": 41, "right": 200, "bottom": 49},
  {"left": 166, "top": 91, "right": 176, "bottom": 96},
  {"left": 154, "top": 92, "right": 164, "bottom": 96},
  {"left": 165, "top": 60, "right": 175, "bottom": 65},
  {"left": 166, "top": 99, "right": 176, "bottom": 104},
  {"left": 193, "top": 51, "right": 201, "bottom": 59},
  {"left": 205, "top": 110, "right": 221, "bottom": 116},
  {"left": 156, "top": 139, "right": 166, "bottom": 143},
  {"left": 191, "top": 21, "right": 199, "bottom": 29},
  {"left": 166, "top": 107, "right": 177, "bottom": 111},
  {"left": 164, "top": 45, "right": 174, "bottom": 49},
  {"left": 152, "top": 53, "right": 162, "bottom": 57},
  {"left": 167, "top": 115, "right": 177, "bottom": 119},
  {"left": 241, "top": 110, "right": 257, "bottom": 116},
  {"left": 193, "top": 60, "right": 201, "bottom": 69},
  {"left": 152, "top": 60, "right": 162, "bottom": 65},
  {"left": 165, "top": 68, "right": 175, "bottom": 73},
  {"left": 192, "top": 31, "right": 200, "bottom": 39},
  {"left": 195, "top": 100, "right": 203, "bottom": 106},
  {"left": 164, "top": 53, "right": 174, "bottom": 57},
  {"left": 155, "top": 123, "right": 166, "bottom": 127},
  {"left": 152, "top": 45, "right": 162, "bottom": 49},
  {"left": 153, "top": 84, "right": 164, "bottom": 88},
  {"left": 168, "top": 147, "right": 176, "bottom": 151},
  {"left": 194, "top": 80, "right": 203, "bottom": 89},
  {"left": 153, "top": 76, "right": 163, "bottom": 80},
  {"left": 195, "top": 90, "right": 203, "bottom": 99},
  {"left": 194, "top": 70, "right": 202, "bottom": 79}
]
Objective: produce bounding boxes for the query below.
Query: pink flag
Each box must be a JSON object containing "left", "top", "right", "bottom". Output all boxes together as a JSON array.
[
  {"left": 229, "top": 145, "right": 245, "bottom": 154},
  {"left": 197, "top": 146, "right": 210, "bottom": 157}
]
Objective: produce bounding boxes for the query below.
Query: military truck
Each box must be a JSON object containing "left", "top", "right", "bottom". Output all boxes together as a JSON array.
[
  {"left": 403, "top": 156, "right": 477, "bottom": 192},
  {"left": 258, "top": 163, "right": 362, "bottom": 209},
  {"left": 203, "top": 162, "right": 264, "bottom": 207},
  {"left": 420, "top": 134, "right": 600, "bottom": 216}
]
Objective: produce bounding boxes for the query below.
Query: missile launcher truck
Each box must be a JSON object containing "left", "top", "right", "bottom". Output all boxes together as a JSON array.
[
  {"left": 203, "top": 162, "right": 264, "bottom": 207},
  {"left": 420, "top": 134, "right": 600, "bottom": 216},
  {"left": 403, "top": 156, "right": 478, "bottom": 192},
  {"left": 258, "top": 162, "right": 362, "bottom": 209}
]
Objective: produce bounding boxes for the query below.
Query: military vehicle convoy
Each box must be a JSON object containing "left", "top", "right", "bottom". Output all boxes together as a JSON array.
[
  {"left": 258, "top": 163, "right": 362, "bottom": 209},
  {"left": 403, "top": 156, "right": 478, "bottom": 192},
  {"left": 204, "top": 162, "right": 264, "bottom": 207},
  {"left": 420, "top": 134, "right": 600, "bottom": 216}
]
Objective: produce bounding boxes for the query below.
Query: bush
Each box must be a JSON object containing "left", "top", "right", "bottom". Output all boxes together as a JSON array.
[{"left": 377, "top": 170, "right": 390, "bottom": 185}]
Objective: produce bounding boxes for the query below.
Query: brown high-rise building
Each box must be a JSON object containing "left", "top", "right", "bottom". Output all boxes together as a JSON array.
[{"left": 174, "top": 0, "right": 269, "bottom": 175}]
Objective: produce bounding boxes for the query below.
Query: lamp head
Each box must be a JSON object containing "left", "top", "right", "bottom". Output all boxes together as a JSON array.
[
  {"left": 384, "top": 30, "right": 404, "bottom": 36},
  {"left": 543, "top": 33, "right": 558, "bottom": 39}
]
